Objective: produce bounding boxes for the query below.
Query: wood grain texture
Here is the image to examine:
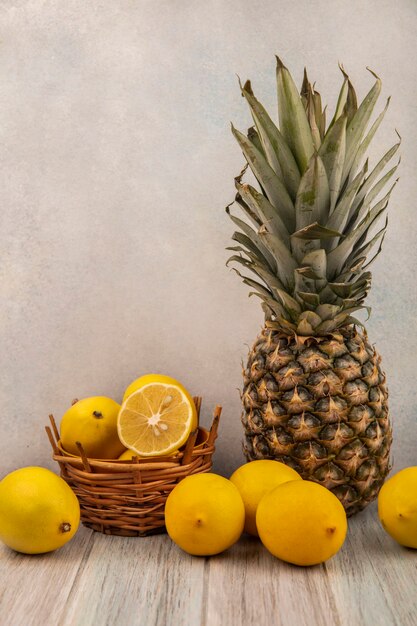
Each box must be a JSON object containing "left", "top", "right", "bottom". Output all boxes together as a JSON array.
[
  {"left": 0, "top": 526, "right": 93, "bottom": 626},
  {"left": 0, "top": 506, "right": 415, "bottom": 626},
  {"left": 60, "top": 534, "right": 207, "bottom": 626},
  {"left": 325, "top": 503, "right": 417, "bottom": 626},
  {"left": 205, "top": 535, "right": 342, "bottom": 626}
]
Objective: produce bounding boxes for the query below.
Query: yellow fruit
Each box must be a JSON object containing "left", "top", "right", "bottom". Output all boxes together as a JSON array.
[
  {"left": 378, "top": 466, "right": 417, "bottom": 548},
  {"left": 60, "top": 396, "right": 124, "bottom": 459},
  {"left": 230, "top": 460, "right": 302, "bottom": 536},
  {"left": 165, "top": 473, "right": 245, "bottom": 556},
  {"left": 117, "top": 376, "right": 198, "bottom": 457},
  {"left": 0, "top": 467, "right": 80, "bottom": 554},
  {"left": 256, "top": 480, "right": 347, "bottom": 566},
  {"left": 118, "top": 449, "right": 140, "bottom": 460},
  {"left": 123, "top": 374, "right": 193, "bottom": 402},
  {"left": 118, "top": 448, "right": 178, "bottom": 460}
]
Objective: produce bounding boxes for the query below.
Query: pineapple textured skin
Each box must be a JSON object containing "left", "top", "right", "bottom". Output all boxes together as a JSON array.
[{"left": 242, "top": 326, "right": 391, "bottom": 516}]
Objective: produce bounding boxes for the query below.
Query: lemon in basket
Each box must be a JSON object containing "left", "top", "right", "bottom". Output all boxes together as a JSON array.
[
  {"left": 118, "top": 448, "right": 179, "bottom": 460},
  {"left": 118, "top": 449, "right": 140, "bottom": 461},
  {"left": 165, "top": 473, "right": 245, "bottom": 555},
  {"left": 118, "top": 375, "right": 198, "bottom": 457},
  {"left": 60, "top": 397, "right": 125, "bottom": 459},
  {"left": 0, "top": 467, "right": 80, "bottom": 554},
  {"left": 123, "top": 373, "right": 193, "bottom": 402}
]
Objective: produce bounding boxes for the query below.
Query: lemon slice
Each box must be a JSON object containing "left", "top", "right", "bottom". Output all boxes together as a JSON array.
[{"left": 117, "top": 381, "right": 198, "bottom": 457}]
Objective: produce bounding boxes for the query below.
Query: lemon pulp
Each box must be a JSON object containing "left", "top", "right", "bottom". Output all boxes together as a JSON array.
[{"left": 117, "top": 380, "right": 197, "bottom": 457}]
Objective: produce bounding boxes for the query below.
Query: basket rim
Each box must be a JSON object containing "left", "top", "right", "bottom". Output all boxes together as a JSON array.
[
  {"left": 56, "top": 425, "right": 210, "bottom": 461},
  {"left": 45, "top": 398, "right": 221, "bottom": 474}
]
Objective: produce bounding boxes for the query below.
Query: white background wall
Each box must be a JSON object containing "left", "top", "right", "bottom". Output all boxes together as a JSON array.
[{"left": 0, "top": 0, "right": 416, "bottom": 477}]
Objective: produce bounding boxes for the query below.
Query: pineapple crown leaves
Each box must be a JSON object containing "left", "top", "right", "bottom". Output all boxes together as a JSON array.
[{"left": 227, "top": 57, "right": 400, "bottom": 336}]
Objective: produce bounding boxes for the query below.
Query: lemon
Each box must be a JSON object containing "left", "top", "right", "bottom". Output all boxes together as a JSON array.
[
  {"left": 118, "top": 449, "right": 140, "bottom": 461},
  {"left": 60, "top": 396, "right": 124, "bottom": 459},
  {"left": 118, "top": 448, "right": 178, "bottom": 460},
  {"left": 230, "top": 460, "right": 302, "bottom": 536},
  {"left": 165, "top": 473, "right": 245, "bottom": 556},
  {"left": 256, "top": 480, "right": 347, "bottom": 566},
  {"left": 123, "top": 374, "right": 193, "bottom": 402},
  {"left": 378, "top": 466, "right": 417, "bottom": 548},
  {"left": 0, "top": 467, "right": 80, "bottom": 554},
  {"left": 117, "top": 375, "right": 197, "bottom": 457}
]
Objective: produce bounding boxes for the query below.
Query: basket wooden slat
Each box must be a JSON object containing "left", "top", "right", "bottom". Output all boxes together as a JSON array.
[{"left": 45, "top": 397, "right": 220, "bottom": 536}]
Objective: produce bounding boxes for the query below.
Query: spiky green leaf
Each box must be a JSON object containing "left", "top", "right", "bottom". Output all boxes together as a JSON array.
[
  {"left": 230, "top": 231, "right": 277, "bottom": 273},
  {"left": 342, "top": 70, "right": 382, "bottom": 184},
  {"left": 271, "top": 287, "right": 302, "bottom": 315},
  {"left": 350, "top": 180, "right": 397, "bottom": 231},
  {"left": 231, "top": 125, "right": 295, "bottom": 230},
  {"left": 319, "top": 114, "right": 347, "bottom": 211},
  {"left": 326, "top": 161, "right": 368, "bottom": 237},
  {"left": 297, "top": 291, "right": 321, "bottom": 307},
  {"left": 292, "top": 222, "right": 343, "bottom": 240},
  {"left": 327, "top": 193, "right": 389, "bottom": 277},
  {"left": 258, "top": 227, "right": 298, "bottom": 288},
  {"left": 233, "top": 194, "right": 262, "bottom": 228},
  {"left": 328, "top": 75, "right": 348, "bottom": 128},
  {"left": 276, "top": 56, "right": 315, "bottom": 174},
  {"left": 240, "top": 80, "right": 301, "bottom": 199},
  {"left": 350, "top": 140, "right": 401, "bottom": 216},
  {"left": 301, "top": 248, "right": 327, "bottom": 279},
  {"left": 226, "top": 253, "right": 285, "bottom": 292},
  {"left": 295, "top": 154, "right": 330, "bottom": 230},
  {"left": 247, "top": 126, "right": 265, "bottom": 156},
  {"left": 236, "top": 181, "right": 290, "bottom": 245},
  {"left": 351, "top": 97, "right": 391, "bottom": 174}
]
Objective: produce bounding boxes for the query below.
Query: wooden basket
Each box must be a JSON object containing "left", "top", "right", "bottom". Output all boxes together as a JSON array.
[{"left": 45, "top": 397, "right": 220, "bottom": 536}]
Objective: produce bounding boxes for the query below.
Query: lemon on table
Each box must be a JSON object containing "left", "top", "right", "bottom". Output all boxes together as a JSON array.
[
  {"left": 256, "top": 480, "right": 347, "bottom": 566},
  {"left": 165, "top": 473, "right": 245, "bottom": 556},
  {"left": 118, "top": 375, "right": 198, "bottom": 457},
  {"left": 230, "top": 460, "right": 302, "bottom": 536},
  {"left": 378, "top": 466, "right": 417, "bottom": 548},
  {"left": 60, "top": 396, "right": 124, "bottom": 459},
  {"left": 0, "top": 467, "right": 80, "bottom": 554}
]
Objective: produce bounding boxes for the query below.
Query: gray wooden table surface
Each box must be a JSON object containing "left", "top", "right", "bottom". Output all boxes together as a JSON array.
[{"left": 0, "top": 502, "right": 415, "bottom": 626}]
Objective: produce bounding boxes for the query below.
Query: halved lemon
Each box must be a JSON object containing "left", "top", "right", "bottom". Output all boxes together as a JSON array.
[
  {"left": 123, "top": 373, "right": 191, "bottom": 402},
  {"left": 117, "top": 377, "right": 198, "bottom": 457}
]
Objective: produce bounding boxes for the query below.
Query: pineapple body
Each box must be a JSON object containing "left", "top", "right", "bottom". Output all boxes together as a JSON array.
[{"left": 242, "top": 326, "right": 391, "bottom": 516}]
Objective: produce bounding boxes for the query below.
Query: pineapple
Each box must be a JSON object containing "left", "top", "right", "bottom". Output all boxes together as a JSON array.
[{"left": 227, "top": 58, "right": 399, "bottom": 516}]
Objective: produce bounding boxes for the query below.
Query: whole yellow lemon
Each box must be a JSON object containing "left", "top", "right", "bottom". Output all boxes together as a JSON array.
[
  {"left": 256, "top": 480, "right": 347, "bottom": 566},
  {"left": 378, "top": 466, "right": 417, "bottom": 548},
  {"left": 230, "top": 460, "right": 302, "bottom": 536},
  {"left": 60, "top": 396, "right": 124, "bottom": 459},
  {"left": 0, "top": 467, "right": 80, "bottom": 554},
  {"left": 165, "top": 473, "right": 245, "bottom": 556}
]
